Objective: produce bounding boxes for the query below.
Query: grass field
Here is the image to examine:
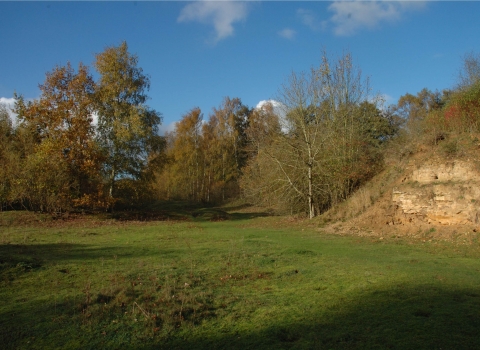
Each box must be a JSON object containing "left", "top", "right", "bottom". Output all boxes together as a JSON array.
[{"left": 1, "top": 207, "right": 480, "bottom": 349}]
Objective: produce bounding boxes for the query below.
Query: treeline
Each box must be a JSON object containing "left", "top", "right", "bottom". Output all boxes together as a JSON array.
[
  {"left": 0, "top": 42, "right": 163, "bottom": 212},
  {"left": 158, "top": 51, "right": 480, "bottom": 218},
  {"left": 388, "top": 51, "right": 480, "bottom": 140},
  {"left": 424, "top": 53, "right": 480, "bottom": 135},
  {"left": 2, "top": 46, "right": 478, "bottom": 217},
  {"left": 157, "top": 52, "right": 399, "bottom": 218},
  {"left": 155, "top": 98, "right": 250, "bottom": 204}
]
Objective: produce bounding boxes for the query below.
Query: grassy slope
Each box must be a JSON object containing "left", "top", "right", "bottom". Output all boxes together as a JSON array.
[{"left": 1, "top": 211, "right": 480, "bottom": 349}]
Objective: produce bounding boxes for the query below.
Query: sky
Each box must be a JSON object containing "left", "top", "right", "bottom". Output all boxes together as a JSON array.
[{"left": 1, "top": 1, "right": 480, "bottom": 133}]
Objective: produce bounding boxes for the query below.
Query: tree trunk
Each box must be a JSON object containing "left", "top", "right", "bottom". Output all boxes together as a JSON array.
[
  {"left": 109, "top": 167, "right": 116, "bottom": 212},
  {"left": 308, "top": 164, "right": 315, "bottom": 219}
]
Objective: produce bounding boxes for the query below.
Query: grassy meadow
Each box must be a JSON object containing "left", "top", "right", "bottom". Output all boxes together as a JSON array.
[{"left": 1, "top": 206, "right": 480, "bottom": 349}]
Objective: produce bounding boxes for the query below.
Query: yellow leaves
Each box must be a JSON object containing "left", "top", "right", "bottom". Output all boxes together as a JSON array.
[
  {"left": 94, "top": 41, "right": 161, "bottom": 198},
  {"left": 157, "top": 98, "right": 249, "bottom": 203},
  {"left": 8, "top": 62, "right": 106, "bottom": 211},
  {"left": 71, "top": 190, "right": 113, "bottom": 210},
  {"left": 5, "top": 41, "right": 161, "bottom": 211}
]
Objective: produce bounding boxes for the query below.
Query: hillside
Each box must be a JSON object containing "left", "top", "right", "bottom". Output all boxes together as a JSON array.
[{"left": 322, "top": 133, "right": 480, "bottom": 242}]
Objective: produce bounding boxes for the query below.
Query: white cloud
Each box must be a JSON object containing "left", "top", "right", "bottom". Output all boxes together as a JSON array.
[
  {"left": 326, "top": 1, "right": 426, "bottom": 36},
  {"left": 278, "top": 28, "right": 296, "bottom": 40},
  {"left": 256, "top": 100, "right": 285, "bottom": 115},
  {"left": 256, "top": 99, "right": 290, "bottom": 133},
  {"left": 0, "top": 97, "right": 17, "bottom": 125},
  {"left": 0, "top": 97, "right": 15, "bottom": 109},
  {"left": 178, "top": 1, "right": 250, "bottom": 43}
]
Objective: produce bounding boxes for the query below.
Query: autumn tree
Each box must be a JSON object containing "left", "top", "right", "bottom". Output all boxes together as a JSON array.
[
  {"left": 393, "top": 88, "right": 447, "bottom": 135},
  {"left": 440, "top": 80, "right": 480, "bottom": 132},
  {"left": 3, "top": 43, "right": 164, "bottom": 212},
  {"left": 155, "top": 98, "right": 251, "bottom": 204},
  {"left": 0, "top": 103, "right": 15, "bottom": 210},
  {"left": 13, "top": 63, "right": 103, "bottom": 211},
  {"left": 406, "top": 52, "right": 480, "bottom": 135},
  {"left": 165, "top": 108, "right": 204, "bottom": 201},
  {"left": 245, "top": 101, "right": 282, "bottom": 155},
  {"left": 206, "top": 97, "right": 250, "bottom": 201},
  {"left": 242, "top": 51, "right": 389, "bottom": 218},
  {"left": 94, "top": 41, "right": 163, "bottom": 202},
  {"left": 457, "top": 51, "right": 480, "bottom": 91},
  {"left": 430, "top": 52, "right": 480, "bottom": 132}
]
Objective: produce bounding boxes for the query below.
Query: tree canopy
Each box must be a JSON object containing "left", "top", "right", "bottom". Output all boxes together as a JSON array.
[
  {"left": 3, "top": 45, "right": 477, "bottom": 217},
  {"left": 2, "top": 42, "right": 163, "bottom": 212},
  {"left": 242, "top": 51, "right": 391, "bottom": 218},
  {"left": 94, "top": 41, "right": 163, "bottom": 200}
]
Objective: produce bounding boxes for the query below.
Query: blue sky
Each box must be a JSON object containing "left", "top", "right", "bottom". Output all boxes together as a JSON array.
[{"left": 1, "top": 1, "right": 480, "bottom": 133}]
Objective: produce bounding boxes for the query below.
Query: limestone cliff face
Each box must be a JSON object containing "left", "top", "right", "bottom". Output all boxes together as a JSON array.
[{"left": 391, "top": 160, "right": 480, "bottom": 225}]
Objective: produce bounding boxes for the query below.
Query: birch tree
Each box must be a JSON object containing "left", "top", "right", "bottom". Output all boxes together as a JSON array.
[
  {"left": 242, "top": 51, "right": 386, "bottom": 218},
  {"left": 94, "top": 41, "right": 162, "bottom": 202},
  {"left": 208, "top": 97, "right": 250, "bottom": 201},
  {"left": 168, "top": 108, "right": 204, "bottom": 201}
]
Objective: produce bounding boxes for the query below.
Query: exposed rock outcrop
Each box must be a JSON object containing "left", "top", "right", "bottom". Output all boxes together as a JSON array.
[{"left": 391, "top": 160, "right": 480, "bottom": 225}]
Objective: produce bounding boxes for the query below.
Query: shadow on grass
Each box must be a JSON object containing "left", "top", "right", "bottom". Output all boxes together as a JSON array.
[
  {"left": 0, "top": 201, "right": 274, "bottom": 225},
  {"left": 228, "top": 211, "right": 272, "bottom": 221},
  {"left": 151, "top": 284, "right": 480, "bottom": 350},
  {"left": 107, "top": 201, "right": 228, "bottom": 222},
  {"left": 0, "top": 242, "right": 164, "bottom": 273},
  {"left": 3, "top": 283, "right": 480, "bottom": 349},
  {"left": 107, "top": 210, "right": 181, "bottom": 222},
  {"left": 220, "top": 203, "right": 255, "bottom": 212},
  {"left": 107, "top": 205, "right": 272, "bottom": 222}
]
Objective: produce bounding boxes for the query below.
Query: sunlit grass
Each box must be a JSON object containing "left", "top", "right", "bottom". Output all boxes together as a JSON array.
[{"left": 1, "top": 211, "right": 480, "bottom": 349}]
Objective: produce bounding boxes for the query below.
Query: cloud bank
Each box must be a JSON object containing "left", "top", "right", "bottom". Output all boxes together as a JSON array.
[{"left": 178, "top": 1, "right": 250, "bottom": 43}]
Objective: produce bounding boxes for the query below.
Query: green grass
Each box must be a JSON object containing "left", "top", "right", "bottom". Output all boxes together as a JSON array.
[{"left": 1, "top": 210, "right": 480, "bottom": 349}]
